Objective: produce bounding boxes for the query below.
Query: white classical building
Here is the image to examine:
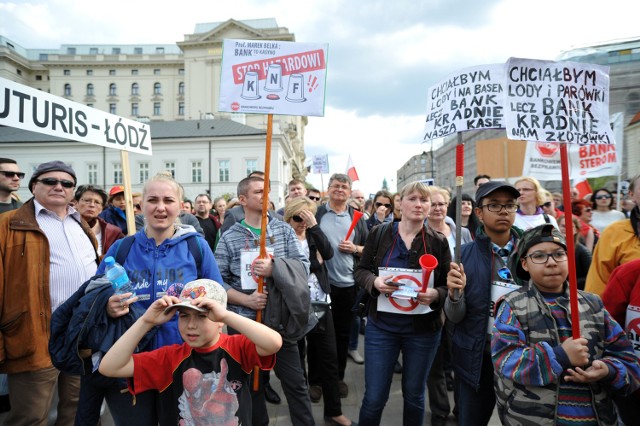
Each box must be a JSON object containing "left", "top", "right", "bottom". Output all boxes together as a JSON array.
[{"left": 0, "top": 18, "right": 308, "bottom": 205}]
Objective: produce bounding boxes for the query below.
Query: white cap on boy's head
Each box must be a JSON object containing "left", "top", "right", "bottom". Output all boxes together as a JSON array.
[{"left": 164, "top": 279, "right": 227, "bottom": 314}]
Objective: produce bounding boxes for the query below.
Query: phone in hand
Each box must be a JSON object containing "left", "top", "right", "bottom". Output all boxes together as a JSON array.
[{"left": 385, "top": 280, "right": 401, "bottom": 287}]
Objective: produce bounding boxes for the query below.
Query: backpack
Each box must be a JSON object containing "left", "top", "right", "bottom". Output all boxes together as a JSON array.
[{"left": 115, "top": 234, "right": 203, "bottom": 278}]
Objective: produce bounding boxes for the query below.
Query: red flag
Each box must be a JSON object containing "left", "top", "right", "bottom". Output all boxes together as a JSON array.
[
  {"left": 346, "top": 155, "right": 359, "bottom": 182},
  {"left": 574, "top": 179, "right": 592, "bottom": 199}
]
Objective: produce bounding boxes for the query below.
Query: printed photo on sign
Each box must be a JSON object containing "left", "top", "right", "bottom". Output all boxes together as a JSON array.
[
  {"left": 625, "top": 305, "right": 640, "bottom": 358},
  {"left": 376, "top": 267, "right": 433, "bottom": 315},
  {"left": 488, "top": 280, "right": 519, "bottom": 334},
  {"left": 219, "top": 39, "right": 328, "bottom": 117},
  {"left": 504, "top": 57, "right": 613, "bottom": 145},
  {"left": 240, "top": 248, "right": 274, "bottom": 290},
  {"left": 423, "top": 64, "right": 504, "bottom": 141}
]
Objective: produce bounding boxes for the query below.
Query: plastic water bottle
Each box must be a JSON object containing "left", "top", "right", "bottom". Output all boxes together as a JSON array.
[{"left": 104, "top": 256, "right": 135, "bottom": 297}]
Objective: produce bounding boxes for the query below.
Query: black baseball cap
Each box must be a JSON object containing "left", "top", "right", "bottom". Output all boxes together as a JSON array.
[{"left": 475, "top": 181, "right": 520, "bottom": 206}]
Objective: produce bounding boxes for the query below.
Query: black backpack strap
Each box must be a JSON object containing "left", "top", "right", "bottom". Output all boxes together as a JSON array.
[
  {"left": 543, "top": 213, "right": 550, "bottom": 224},
  {"left": 186, "top": 235, "right": 203, "bottom": 279},
  {"left": 115, "top": 235, "right": 136, "bottom": 265}
]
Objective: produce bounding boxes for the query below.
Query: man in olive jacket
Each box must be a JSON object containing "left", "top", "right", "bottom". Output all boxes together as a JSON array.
[{"left": 0, "top": 161, "right": 98, "bottom": 425}]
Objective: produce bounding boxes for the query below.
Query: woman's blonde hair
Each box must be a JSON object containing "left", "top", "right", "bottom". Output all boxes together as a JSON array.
[
  {"left": 399, "top": 181, "right": 431, "bottom": 200},
  {"left": 428, "top": 186, "right": 450, "bottom": 204},
  {"left": 515, "top": 176, "right": 544, "bottom": 206},
  {"left": 142, "top": 171, "right": 184, "bottom": 203},
  {"left": 284, "top": 197, "right": 317, "bottom": 222}
]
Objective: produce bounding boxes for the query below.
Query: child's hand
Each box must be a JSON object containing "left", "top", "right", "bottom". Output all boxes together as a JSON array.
[
  {"left": 106, "top": 293, "right": 140, "bottom": 318},
  {"left": 564, "top": 360, "right": 610, "bottom": 383},
  {"left": 447, "top": 262, "right": 465, "bottom": 299},
  {"left": 142, "top": 295, "right": 180, "bottom": 325},
  {"left": 192, "top": 298, "right": 228, "bottom": 323},
  {"left": 561, "top": 337, "right": 590, "bottom": 366}
]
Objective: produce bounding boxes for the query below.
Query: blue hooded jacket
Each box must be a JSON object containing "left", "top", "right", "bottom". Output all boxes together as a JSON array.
[{"left": 97, "top": 225, "right": 223, "bottom": 349}]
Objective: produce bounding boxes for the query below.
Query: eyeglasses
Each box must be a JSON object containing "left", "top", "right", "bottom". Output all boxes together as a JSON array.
[
  {"left": 480, "top": 203, "right": 518, "bottom": 213},
  {"left": 583, "top": 207, "right": 592, "bottom": 213},
  {"left": 329, "top": 184, "right": 350, "bottom": 191},
  {"left": 432, "top": 202, "right": 448, "bottom": 209},
  {"left": 292, "top": 215, "right": 304, "bottom": 223},
  {"left": 36, "top": 178, "right": 75, "bottom": 188},
  {"left": 308, "top": 196, "right": 321, "bottom": 201},
  {"left": 542, "top": 202, "right": 552, "bottom": 208},
  {"left": 524, "top": 250, "right": 568, "bottom": 264},
  {"left": 0, "top": 171, "right": 25, "bottom": 179},
  {"left": 375, "top": 202, "right": 392, "bottom": 209},
  {"left": 79, "top": 198, "right": 102, "bottom": 205},
  {"left": 595, "top": 194, "right": 612, "bottom": 200}
]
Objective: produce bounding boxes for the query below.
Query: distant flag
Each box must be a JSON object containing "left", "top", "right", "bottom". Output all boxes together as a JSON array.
[
  {"left": 346, "top": 155, "right": 359, "bottom": 182},
  {"left": 574, "top": 179, "right": 593, "bottom": 199}
]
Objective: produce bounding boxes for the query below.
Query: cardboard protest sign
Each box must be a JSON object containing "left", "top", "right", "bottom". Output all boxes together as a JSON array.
[
  {"left": 218, "top": 39, "right": 328, "bottom": 117},
  {"left": 504, "top": 58, "right": 613, "bottom": 145},
  {"left": 521, "top": 112, "right": 623, "bottom": 180},
  {"left": 423, "top": 64, "right": 504, "bottom": 141},
  {"left": 0, "top": 77, "right": 152, "bottom": 155}
]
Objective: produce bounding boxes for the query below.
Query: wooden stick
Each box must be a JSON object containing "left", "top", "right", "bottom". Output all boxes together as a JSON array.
[{"left": 119, "top": 150, "right": 136, "bottom": 236}]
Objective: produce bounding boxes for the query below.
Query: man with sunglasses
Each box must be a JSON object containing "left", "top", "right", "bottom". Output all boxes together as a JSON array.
[
  {"left": 307, "top": 188, "right": 322, "bottom": 205},
  {"left": 0, "top": 157, "right": 24, "bottom": 214},
  {"left": 444, "top": 181, "right": 524, "bottom": 425},
  {"left": 0, "top": 161, "right": 99, "bottom": 425}
]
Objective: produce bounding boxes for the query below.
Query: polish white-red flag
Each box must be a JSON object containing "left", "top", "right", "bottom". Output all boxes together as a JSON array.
[
  {"left": 346, "top": 155, "right": 359, "bottom": 182},
  {"left": 574, "top": 179, "right": 593, "bottom": 199}
]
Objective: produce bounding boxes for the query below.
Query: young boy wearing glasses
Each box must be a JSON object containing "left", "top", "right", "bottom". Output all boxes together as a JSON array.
[
  {"left": 492, "top": 224, "right": 640, "bottom": 425},
  {"left": 445, "top": 181, "right": 523, "bottom": 425}
]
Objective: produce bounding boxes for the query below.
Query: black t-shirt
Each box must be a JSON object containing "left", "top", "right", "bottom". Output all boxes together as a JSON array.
[{"left": 197, "top": 216, "right": 218, "bottom": 252}]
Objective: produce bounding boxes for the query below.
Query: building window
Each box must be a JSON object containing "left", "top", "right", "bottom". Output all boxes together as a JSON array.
[
  {"left": 179, "top": 68, "right": 185, "bottom": 75},
  {"left": 134, "top": 47, "right": 142, "bottom": 54},
  {"left": 139, "top": 162, "right": 149, "bottom": 184},
  {"left": 153, "top": 102, "right": 161, "bottom": 116},
  {"left": 164, "top": 162, "right": 175, "bottom": 178},
  {"left": 86, "top": 69, "right": 93, "bottom": 76},
  {"left": 154, "top": 69, "right": 161, "bottom": 75},
  {"left": 178, "top": 102, "right": 184, "bottom": 116},
  {"left": 64, "top": 83, "right": 72, "bottom": 96},
  {"left": 87, "top": 163, "right": 98, "bottom": 185},
  {"left": 153, "top": 82, "right": 161, "bottom": 95},
  {"left": 67, "top": 47, "right": 76, "bottom": 55},
  {"left": 219, "top": 160, "right": 230, "bottom": 182},
  {"left": 113, "top": 163, "right": 122, "bottom": 184},
  {"left": 35, "top": 75, "right": 42, "bottom": 81},
  {"left": 178, "top": 82, "right": 185, "bottom": 95},
  {"left": 109, "top": 103, "right": 116, "bottom": 114},
  {"left": 89, "top": 47, "right": 98, "bottom": 54},
  {"left": 131, "top": 83, "right": 139, "bottom": 95},
  {"left": 156, "top": 47, "right": 164, "bottom": 54},
  {"left": 191, "top": 161, "right": 202, "bottom": 183},
  {"left": 109, "top": 83, "right": 117, "bottom": 96},
  {"left": 131, "top": 103, "right": 139, "bottom": 116},
  {"left": 39, "top": 53, "right": 48, "bottom": 60},
  {"left": 16, "top": 69, "right": 22, "bottom": 76},
  {"left": 109, "top": 69, "right": 116, "bottom": 76},
  {"left": 131, "top": 69, "right": 138, "bottom": 75},
  {"left": 63, "top": 69, "right": 70, "bottom": 76},
  {"left": 246, "top": 159, "right": 258, "bottom": 176},
  {"left": 86, "top": 83, "right": 94, "bottom": 96},
  {"left": 112, "top": 47, "right": 121, "bottom": 54}
]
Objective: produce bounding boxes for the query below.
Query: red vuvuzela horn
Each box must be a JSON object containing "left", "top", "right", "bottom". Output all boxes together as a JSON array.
[
  {"left": 345, "top": 210, "right": 364, "bottom": 241},
  {"left": 419, "top": 254, "right": 438, "bottom": 292}
]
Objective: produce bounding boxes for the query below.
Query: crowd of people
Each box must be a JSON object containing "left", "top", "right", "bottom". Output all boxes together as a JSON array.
[{"left": 1, "top": 155, "right": 640, "bottom": 426}]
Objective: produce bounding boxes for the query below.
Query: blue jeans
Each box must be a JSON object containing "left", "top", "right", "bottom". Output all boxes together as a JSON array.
[
  {"left": 358, "top": 321, "right": 441, "bottom": 426},
  {"left": 455, "top": 351, "right": 495, "bottom": 426}
]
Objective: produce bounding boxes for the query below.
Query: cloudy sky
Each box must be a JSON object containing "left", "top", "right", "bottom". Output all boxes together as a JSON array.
[{"left": 1, "top": 0, "right": 638, "bottom": 195}]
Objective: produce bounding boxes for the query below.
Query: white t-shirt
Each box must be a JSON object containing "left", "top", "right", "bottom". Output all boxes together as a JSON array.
[
  {"left": 514, "top": 213, "right": 558, "bottom": 231},
  {"left": 591, "top": 209, "right": 626, "bottom": 232}
]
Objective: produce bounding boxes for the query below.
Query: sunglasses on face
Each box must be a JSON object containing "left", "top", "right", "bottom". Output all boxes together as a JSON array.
[
  {"left": 375, "top": 202, "right": 392, "bottom": 209},
  {"left": 542, "top": 202, "right": 552, "bottom": 208},
  {"left": 292, "top": 215, "right": 304, "bottom": 222},
  {"left": 37, "top": 178, "right": 75, "bottom": 188},
  {"left": 595, "top": 194, "right": 612, "bottom": 200},
  {"left": 0, "top": 171, "right": 25, "bottom": 179},
  {"left": 308, "top": 196, "right": 320, "bottom": 201}
]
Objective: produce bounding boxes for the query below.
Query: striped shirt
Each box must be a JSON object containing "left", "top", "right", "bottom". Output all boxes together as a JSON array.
[{"left": 34, "top": 200, "right": 97, "bottom": 312}]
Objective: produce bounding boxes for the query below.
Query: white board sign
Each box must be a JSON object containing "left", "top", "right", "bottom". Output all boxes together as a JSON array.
[
  {"left": 0, "top": 77, "right": 152, "bottom": 156},
  {"left": 504, "top": 58, "right": 613, "bottom": 145},
  {"left": 219, "top": 39, "right": 328, "bottom": 117},
  {"left": 312, "top": 154, "right": 329, "bottom": 174}
]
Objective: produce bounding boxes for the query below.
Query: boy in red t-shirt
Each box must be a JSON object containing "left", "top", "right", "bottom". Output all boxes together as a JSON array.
[{"left": 100, "top": 279, "right": 282, "bottom": 426}]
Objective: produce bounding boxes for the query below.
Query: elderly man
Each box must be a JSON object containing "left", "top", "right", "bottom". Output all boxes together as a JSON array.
[{"left": 0, "top": 161, "right": 98, "bottom": 425}]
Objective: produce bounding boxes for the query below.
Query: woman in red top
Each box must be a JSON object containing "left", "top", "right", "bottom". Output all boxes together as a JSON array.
[{"left": 571, "top": 199, "right": 599, "bottom": 252}]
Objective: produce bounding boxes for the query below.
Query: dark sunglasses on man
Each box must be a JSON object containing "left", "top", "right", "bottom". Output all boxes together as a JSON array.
[{"left": 0, "top": 171, "right": 25, "bottom": 179}]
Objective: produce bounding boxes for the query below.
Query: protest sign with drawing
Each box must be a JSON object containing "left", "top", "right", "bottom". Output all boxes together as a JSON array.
[{"left": 218, "top": 39, "right": 328, "bottom": 117}]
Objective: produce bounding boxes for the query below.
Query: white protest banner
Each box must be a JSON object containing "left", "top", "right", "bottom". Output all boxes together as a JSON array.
[
  {"left": 504, "top": 58, "right": 613, "bottom": 145},
  {"left": 522, "top": 113, "right": 623, "bottom": 180},
  {"left": 312, "top": 154, "right": 329, "bottom": 174},
  {"left": 0, "top": 77, "right": 152, "bottom": 155},
  {"left": 218, "top": 39, "right": 328, "bottom": 117},
  {"left": 423, "top": 64, "right": 504, "bottom": 142}
]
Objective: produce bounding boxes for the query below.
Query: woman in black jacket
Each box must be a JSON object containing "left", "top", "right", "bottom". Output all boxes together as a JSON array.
[{"left": 286, "top": 197, "right": 355, "bottom": 426}]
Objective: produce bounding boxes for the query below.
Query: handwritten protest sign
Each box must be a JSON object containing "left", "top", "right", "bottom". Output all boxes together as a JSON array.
[
  {"left": 218, "top": 39, "right": 328, "bottom": 117},
  {"left": 423, "top": 64, "right": 504, "bottom": 142},
  {"left": 0, "top": 77, "right": 152, "bottom": 155},
  {"left": 504, "top": 58, "right": 613, "bottom": 145},
  {"left": 312, "top": 154, "right": 329, "bottom": 174},
  {"left": 521, "top": 112, "right": 623, "bottom": 180}
]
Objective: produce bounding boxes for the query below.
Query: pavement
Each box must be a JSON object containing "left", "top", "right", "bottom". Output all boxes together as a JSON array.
[{"left": 0, "top": 333, "right": 501, "bottom": 425}]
